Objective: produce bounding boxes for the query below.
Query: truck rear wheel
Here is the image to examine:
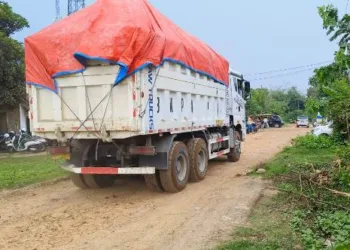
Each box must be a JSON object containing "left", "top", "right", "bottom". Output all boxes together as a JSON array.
[
  {"left": 160, "top": 141, "right": 190, "bottom": 193},
  {"left": 227, "top": 131, "right": 241, "bottom": 162},
  {"left": 144, "top": 170, "right": 164, "bottom": 192},
  {"left": 187, "top": 138, "right": 208, "bottom": 182},
  {"left": 70, "top": 173, "right": 89, "bottom": 189},
  {"left": 83, "top": 175, "right": 116, "bottom": 189}
]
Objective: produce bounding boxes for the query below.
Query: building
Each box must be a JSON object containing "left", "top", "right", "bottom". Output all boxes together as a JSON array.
[{"left": 0, "top": 104, "right": 29, "bottom": 133}]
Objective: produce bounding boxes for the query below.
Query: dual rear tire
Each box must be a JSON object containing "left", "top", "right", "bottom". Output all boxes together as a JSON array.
[
  {"left": 70, "top": 174, "right": 116, "bottom": 189},
  {"left": 144, "top": 139, "right": 209, "bottom": 193},
  {"left": 227, "top": 131, "right": 241, "bottom": 162},
  {"left": 159, "top": 141, "right": 190, "bottom": 193},
  {"left": 187, "top": 138, "right": 208, "bottom": 182},
  {"left": 71, "top": 136, "right": 238, "bottom": 193}
]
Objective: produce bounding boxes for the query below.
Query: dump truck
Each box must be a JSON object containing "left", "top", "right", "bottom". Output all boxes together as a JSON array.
[{"left": 25, "top": 0, "right": 250, "bottom": 193}]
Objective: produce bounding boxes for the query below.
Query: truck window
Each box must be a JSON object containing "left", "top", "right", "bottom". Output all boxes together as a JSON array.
[
  {"left": 237, "top": 79, "right": 243, "bottom": 97},
  {"left": 233, "top": 77, "right": 238, "bottom": 92}
]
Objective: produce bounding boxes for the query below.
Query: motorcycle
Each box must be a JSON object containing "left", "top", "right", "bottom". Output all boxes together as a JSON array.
[
  {"left": 6, "top": 130, "right": 47, "bottom": 153},
  {"left": 0, "top": 133, "right": 5, "bottom": 151},
  {"left": 0, "top": 131, "right": 15, "bottom": 152}
]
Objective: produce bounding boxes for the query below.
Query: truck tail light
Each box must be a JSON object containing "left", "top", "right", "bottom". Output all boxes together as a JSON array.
[
  {"left": 129, "top": 146, "right": 156, "bottom": 156},
  {"left": 49, "top": 146, "right": 70, "bottom": 155},
  {"left": 49, "top": 146, "right": 71, "bottom": 160}
]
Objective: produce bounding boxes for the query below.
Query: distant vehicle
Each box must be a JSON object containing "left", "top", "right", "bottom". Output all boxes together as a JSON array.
[
  {"left": 259, "top": 114, "right": 284, "bottom": 128},
  {"left": 0, "top": 131, "right": 15, "bottom": 152},
  {"left": 296, "top": 115, "right": 310, "bottom": 128},
  {"left": 268, "top": 115, "right": 284, "bottom": 128},
  {"left": 312, "top": 122, "right": 333, "bottom": 137},
  {"left": 0, "top": 133, "right": 5, "bottom": 151},
  {"left": 5, "top": 130, "right": 47, "bottom": 153}
]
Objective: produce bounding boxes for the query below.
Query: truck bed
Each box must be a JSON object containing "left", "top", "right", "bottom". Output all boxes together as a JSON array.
[{"left": 29, "top": 61, "right": 227, "bottom": 140}]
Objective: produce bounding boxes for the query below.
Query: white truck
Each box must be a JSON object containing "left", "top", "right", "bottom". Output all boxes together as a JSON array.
[{"left": 28, "top": 61, "right": 250, "bottom": 193}]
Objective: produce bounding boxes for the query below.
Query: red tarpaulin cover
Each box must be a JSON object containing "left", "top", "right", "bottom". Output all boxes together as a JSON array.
[{"left": 25, "top": 0, "right": 229, "bottom": 92}]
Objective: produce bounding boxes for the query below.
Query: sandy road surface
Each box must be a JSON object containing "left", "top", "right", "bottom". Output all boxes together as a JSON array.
[{"left": 0, "top": 126, "right": 307, "bottom": 250}]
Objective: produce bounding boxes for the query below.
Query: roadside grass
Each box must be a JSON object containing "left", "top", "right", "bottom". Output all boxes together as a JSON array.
[
  {"left": 217, "top": 135, "right": 350, "bottom": 250},
  {"left": 217, "top": 194, "right": 302, "bottom": 250},
  {"left": 0, "top": 155, "right": 67, "bottom": 189},
  {"left": 263, "top": 146, "right": 337, "bottom": 178}
]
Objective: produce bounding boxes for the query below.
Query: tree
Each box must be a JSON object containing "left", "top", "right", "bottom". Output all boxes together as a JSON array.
[
  {"left": 247, "top": 87, "right": 305, "bottom": 122},
  {"left": 306, "top": 4, "right": 350, "bottom": 135},
  {"left": 286, "top": 87, "right": 305, "bottom": 111},
  {"left": 246, "top": 88, "right": 270, "bottom": 115},
  {"left": 0, "top": 1, "right": 29, "bottom": 108},
  {"left": 319, "top": 5, "right": 350, "bottom": 44}
]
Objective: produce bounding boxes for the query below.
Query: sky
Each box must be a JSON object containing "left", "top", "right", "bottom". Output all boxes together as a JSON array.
[{"left": 8, "top": 0, "right": 346, "bottom": 93}]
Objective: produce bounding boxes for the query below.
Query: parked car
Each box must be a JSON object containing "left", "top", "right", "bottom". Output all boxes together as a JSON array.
[
  {"left": 312, "top": 122, "right": 333, "bottom": 137},
  {"left": 268, "top": 115, "right": 284, "bottom": 128},
  {"left": 296, "top": 115, "right": 310, "bottom": 128}
]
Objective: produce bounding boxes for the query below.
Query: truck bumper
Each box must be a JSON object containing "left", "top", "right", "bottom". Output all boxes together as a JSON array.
[{"left": 62, "top": 165, "right": 156, "bottom": 175}]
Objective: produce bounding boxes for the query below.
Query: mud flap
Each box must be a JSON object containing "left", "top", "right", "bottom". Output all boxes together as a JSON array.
[{"left": 139, "top": 134, "right": 177, "bottom": 170}]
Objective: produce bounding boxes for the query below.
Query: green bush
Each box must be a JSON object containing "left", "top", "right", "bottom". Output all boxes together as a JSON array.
[
  {"left": 292, "top": 210, "right": 350, "bottom": 249},
  {"left": 293, "top": 134, "right": 337, "bottom": 149},
  {"left": 337, "top": 146, "right": 350, "bottom": 165}
]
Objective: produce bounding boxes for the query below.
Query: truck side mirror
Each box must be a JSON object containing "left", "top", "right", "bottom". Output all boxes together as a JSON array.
[
  {"left": 238, "top": 79, "right": 243, "bottom": 90},
  {"left": 244, "top": 81, "right": 251, "bottom": 100},
  {"left": 244, "top": 81, "right": 251, "bottom": 93}
]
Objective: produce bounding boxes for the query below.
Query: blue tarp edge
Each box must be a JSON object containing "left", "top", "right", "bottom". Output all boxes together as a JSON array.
[{"left": 25, "top": 53, "right": 227, "bottom": 92}]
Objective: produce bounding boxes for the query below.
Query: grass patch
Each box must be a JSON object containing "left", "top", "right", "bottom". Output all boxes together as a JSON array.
[
  {"left": 264, "top": 146, "right": 337, "bottom": 178},
  {"left": 217, "top": 194, "right": 302, "bottom": 250},
  {"left": 0, "top": 155, "right": 67, "bottom": 189},
  {"left": 218, "top": 134, "right": 350, "bottom": 250}
]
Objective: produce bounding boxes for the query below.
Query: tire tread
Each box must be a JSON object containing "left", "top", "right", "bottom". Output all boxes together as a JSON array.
[
  {"left": 160, "top": 141, "right": 189, "bottom": 193},
  {"left": 70, "top": 173, "right": 89, "bottom": 189},
  {"left": 188, "top": 138, "right": 208, "bottom": 182},
  {"left": 144, "top": 171, "right": 164, "bottom": 192},
  {"left": 83, "top": 175, "right": 115, "bottom": 189}
]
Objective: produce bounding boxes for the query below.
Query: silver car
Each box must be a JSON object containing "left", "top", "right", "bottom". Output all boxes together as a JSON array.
[{"left": 296, "top": 115, "right": 309, "bottom": 128}]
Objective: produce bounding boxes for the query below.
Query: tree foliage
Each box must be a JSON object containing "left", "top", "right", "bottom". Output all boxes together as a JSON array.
[
  {"left": 0, "top": 1, "right": 28, "bottom": 108},
  {"left": 247, "top": 87, "right": 305, "bottom": 122},
  {"left": 307, "top": 5, "right": 350, "bottom": 135}
]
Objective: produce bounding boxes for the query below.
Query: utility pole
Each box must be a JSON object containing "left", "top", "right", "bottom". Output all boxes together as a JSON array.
[
  {"left": 55, "top": 0, "right": 61, "bottom": 21},
  {"left": 56, "top": 0, "right": 86, "bottom": 21},
  {"left": 68, "top": 0, "right": 85, "bottom": 15}
]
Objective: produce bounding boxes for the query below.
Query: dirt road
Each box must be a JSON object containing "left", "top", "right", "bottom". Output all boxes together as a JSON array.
[{"left": 0, "top": 127, "right": 307, "bottom": 250}]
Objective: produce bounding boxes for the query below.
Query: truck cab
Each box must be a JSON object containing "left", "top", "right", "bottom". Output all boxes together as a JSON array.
[{"left": 227, "top": 69, "right": 250, "bottom": 141}]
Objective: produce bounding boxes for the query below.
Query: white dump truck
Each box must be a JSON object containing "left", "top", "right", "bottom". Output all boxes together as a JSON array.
[
  {"left": 25, "top": 0, "right": 250, "bottom": 193},
  {"left": 27, "top": 62, "right": 250, "bottom": 192}
]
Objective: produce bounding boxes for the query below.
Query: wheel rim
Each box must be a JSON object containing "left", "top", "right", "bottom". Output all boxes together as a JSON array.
[
  {"left": 176, "top": 154, "right": 187, "bottom": 182},
  {"left": 235, "top": 140, "right": 241, "bottom": 155},
  {"left": 197, "top": 150, "right": 206, "bottom": 173}
]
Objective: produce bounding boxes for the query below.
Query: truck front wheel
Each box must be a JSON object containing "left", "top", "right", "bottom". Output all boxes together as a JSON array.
[{"left": 160, "top": 141, "right": 190, "bottom": 193}]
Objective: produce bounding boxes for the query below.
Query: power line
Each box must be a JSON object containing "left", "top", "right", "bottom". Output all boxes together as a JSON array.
[
  {"left": 248, "top": 66, "right": 321, "bottom": 82},
  {"left": 245, "top": 60, "right": 333, "bottom": 76}
]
